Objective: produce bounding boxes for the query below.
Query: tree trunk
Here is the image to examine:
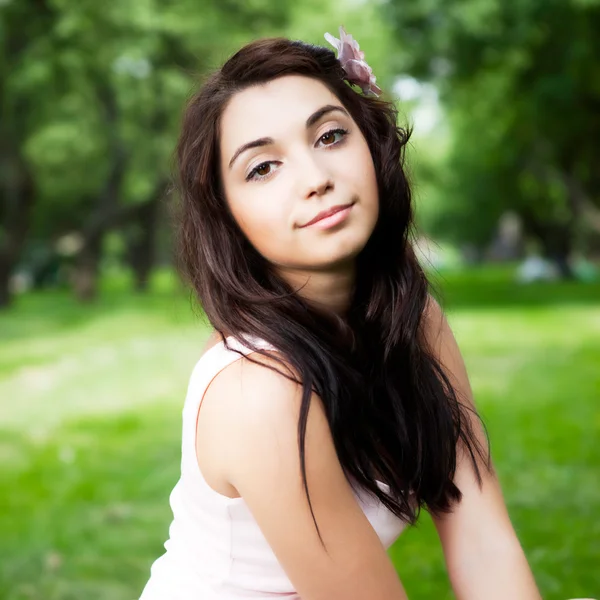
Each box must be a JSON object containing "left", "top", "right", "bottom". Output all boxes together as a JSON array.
[
  {"left": 128, "top": 197, "right": 160, "bottom": 293},
  {"left": 540, "top": 222, "right": 575, "bottom": 280},
  {"left": 69, "top": 79, "right": 129, "bottom": 303},
  {"left": 0, "top": 257, "right": 12, "bottom": 308},
  {"left": 521, "top": 213, "right": 575, "bottom": 279},
  {"left": 0, "top": 154, "right": 36, "bottom": 309},
  {"left": 72, "top": 233, "right": 103, "bottom": 302}
]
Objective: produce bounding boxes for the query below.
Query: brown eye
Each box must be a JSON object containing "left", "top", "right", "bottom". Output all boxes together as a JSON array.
[
  {"left": 318, "top": 128, "right": 348, "bottom": 148},
  {"left": 256, "top": 163, "right": 271, "bottom": 176},
  {"left": 321, "top": 131, "right": 336, "bottom": 145},
  {"left": 247, "top": 161, "right": 274, "bottom": 181}
]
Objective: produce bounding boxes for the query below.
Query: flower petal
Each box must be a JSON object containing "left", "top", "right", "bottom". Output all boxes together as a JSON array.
[
  {"left": 326, "top": 26, "right": 381, "bottom": 97},
  {"left": 344, "top": 59, "right": 371, "bottom": 84},
  {"left": 324, "top": 32, "right": 341, "bottom": 52}
]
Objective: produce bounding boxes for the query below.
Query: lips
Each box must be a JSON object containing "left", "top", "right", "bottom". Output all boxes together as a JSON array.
[{"left": 300, "top": 203, "right": 354, "bottom": 228}]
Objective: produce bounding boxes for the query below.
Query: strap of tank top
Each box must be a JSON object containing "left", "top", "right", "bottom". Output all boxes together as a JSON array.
[{"left": 222, "top": 333, "right": 278, "bottom": 355}]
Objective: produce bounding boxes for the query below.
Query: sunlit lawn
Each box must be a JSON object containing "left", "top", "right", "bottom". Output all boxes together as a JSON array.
[{"left": 0, "top": 268, "right": 598, "bottom": 599}]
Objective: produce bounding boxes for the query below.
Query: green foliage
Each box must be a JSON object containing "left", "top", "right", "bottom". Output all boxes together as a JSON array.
[{"left": 386, "top": 0, "right": 600, "bottom": 254}]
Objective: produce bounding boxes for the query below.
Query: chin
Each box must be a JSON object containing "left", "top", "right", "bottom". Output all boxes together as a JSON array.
[{"left": 311, "top": 234, "right": 370, "bottom": 269}]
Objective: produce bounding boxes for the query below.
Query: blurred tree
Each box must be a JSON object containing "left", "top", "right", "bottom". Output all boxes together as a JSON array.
[
  {"left": 386, "top": 0, "right": 600, "bottom": 275},
  {"left": 1, "top": 0, "right": 291, "bottom": 305},
  {"left": 0, "top": 0, "right": 58, "bottom": 307}
]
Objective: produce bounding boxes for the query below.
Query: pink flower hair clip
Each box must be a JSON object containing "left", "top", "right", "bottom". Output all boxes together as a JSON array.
[{"left": 324, "top": 26, "right": 382, "bottom": 97}]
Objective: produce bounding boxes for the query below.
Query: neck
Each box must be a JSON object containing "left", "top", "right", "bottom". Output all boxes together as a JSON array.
[{"left": 276, "top": 262, "right": 356, "bottom": 318}]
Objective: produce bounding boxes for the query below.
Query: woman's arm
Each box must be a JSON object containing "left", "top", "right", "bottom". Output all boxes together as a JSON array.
[{"left": 422, "top": 296, "right": 542, "bottom": 600}]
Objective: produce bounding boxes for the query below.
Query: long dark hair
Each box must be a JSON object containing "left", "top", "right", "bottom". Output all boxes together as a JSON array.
[{"left": 175, "top": 37, "right": 490, "bottom": 543}]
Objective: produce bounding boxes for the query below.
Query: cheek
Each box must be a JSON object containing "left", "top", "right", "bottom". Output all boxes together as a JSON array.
[
  {"left": 228, "top": 192, "right": 294, "bottom": 260},
  {"left": 344, "top": 143, "right": 378, "bottom": 206}
]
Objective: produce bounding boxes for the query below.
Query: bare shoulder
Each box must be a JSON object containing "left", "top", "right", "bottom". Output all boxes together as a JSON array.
[
  {"left": 195, "top": 338, "right": 299, "bottom": 497},
  {"left": 199, "top": 345, "right": 408, "bottom": 600},
  {"left": 200, "top": 331, "right": 299, "bottom": 419},
  {"left": 200, "top": 346, "right": 302, "bottom": 457}
]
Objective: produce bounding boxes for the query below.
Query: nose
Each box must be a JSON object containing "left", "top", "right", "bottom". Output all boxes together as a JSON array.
[{"left": 299, "top": 152, "right": 334, "bottom": 199}]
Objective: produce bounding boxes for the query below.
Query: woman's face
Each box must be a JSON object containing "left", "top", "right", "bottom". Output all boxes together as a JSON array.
[{"left": 219, "top": 75, "right": 379, "bottom": 275}]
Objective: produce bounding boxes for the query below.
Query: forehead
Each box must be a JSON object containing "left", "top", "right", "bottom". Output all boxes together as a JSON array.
[{"left": 220, "top": 75, "right": 342, "bottom": 154}]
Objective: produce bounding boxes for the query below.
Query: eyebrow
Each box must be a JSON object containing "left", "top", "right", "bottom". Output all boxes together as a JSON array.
[{"left": 228, "top": 104, "right": 350, "bottom": 170}]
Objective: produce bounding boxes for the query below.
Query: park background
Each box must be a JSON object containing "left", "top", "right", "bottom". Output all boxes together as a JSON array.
[{"left": 1, "top": 0, "right": 599, "bottom": 598}]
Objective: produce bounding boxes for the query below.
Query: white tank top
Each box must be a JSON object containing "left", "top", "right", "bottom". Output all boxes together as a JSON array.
[{"left": 139, "top": 334, "right": 410, "bottom": 599}]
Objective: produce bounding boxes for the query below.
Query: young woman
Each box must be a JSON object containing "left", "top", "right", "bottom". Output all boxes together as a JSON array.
[{"left": 139, "top": 28, "right": 542, "bottom": 600}]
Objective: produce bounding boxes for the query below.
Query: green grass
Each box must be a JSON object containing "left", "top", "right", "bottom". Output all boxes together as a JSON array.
[{"left": 1, "top": 267, "right": 598, "bottom": 599}]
